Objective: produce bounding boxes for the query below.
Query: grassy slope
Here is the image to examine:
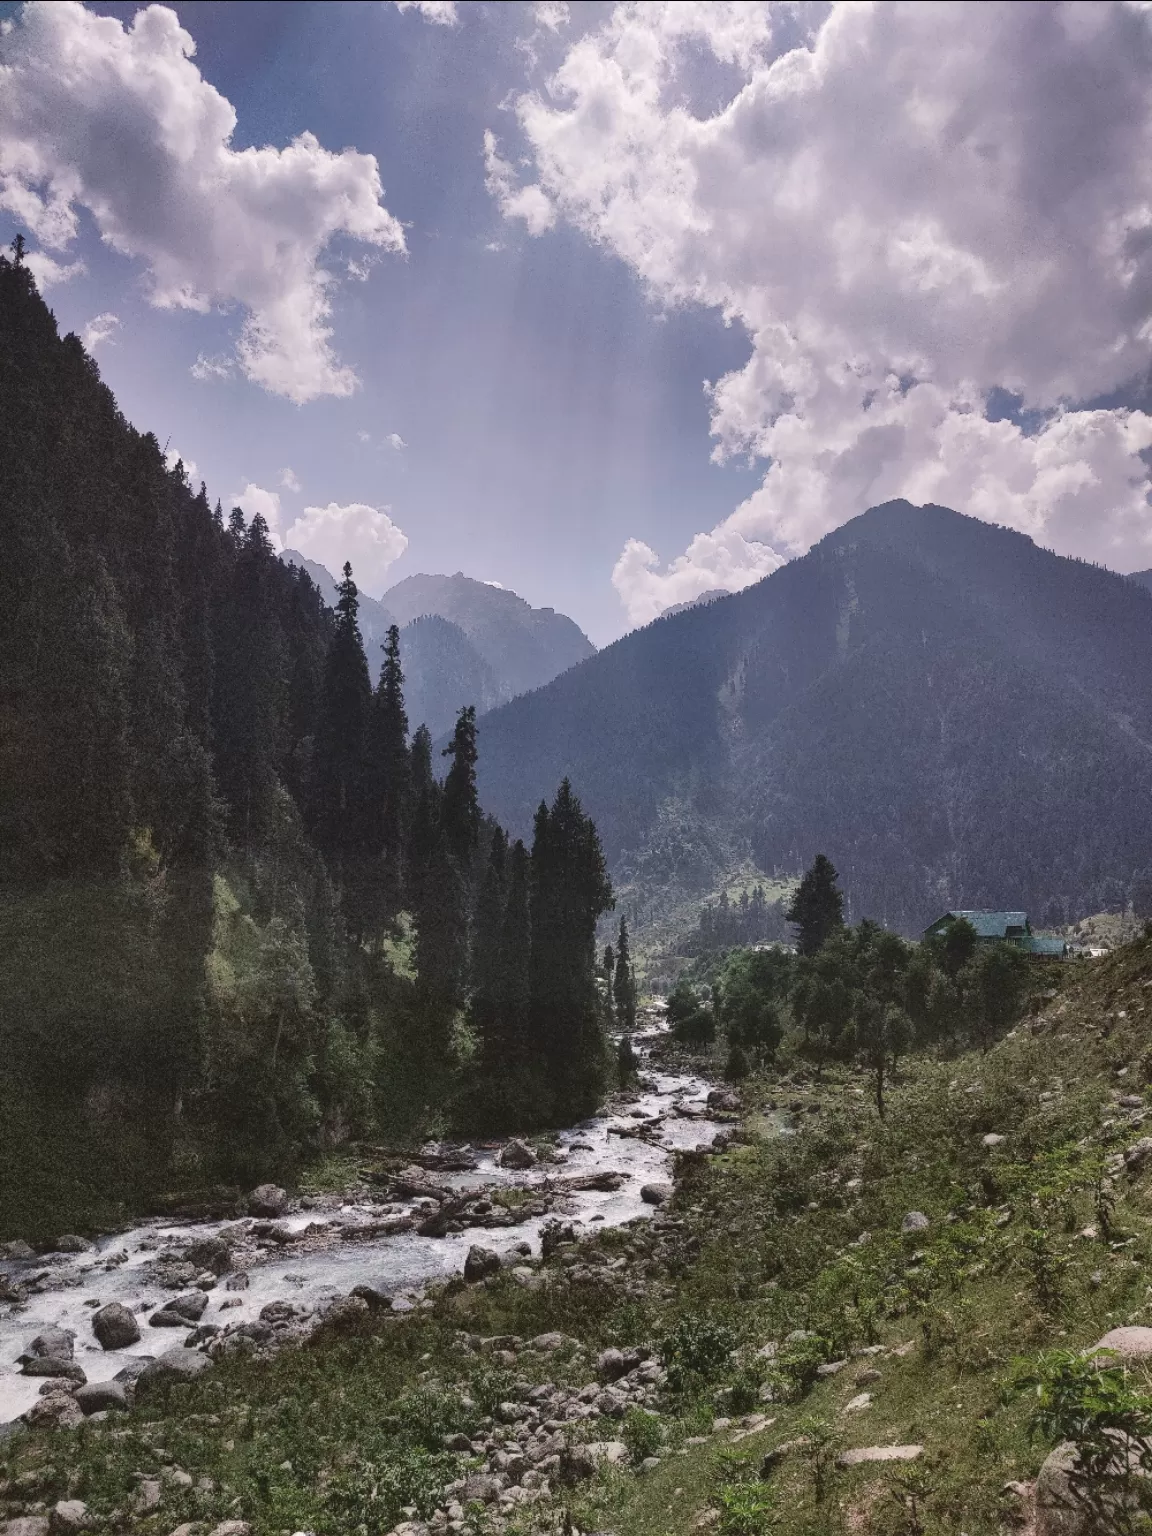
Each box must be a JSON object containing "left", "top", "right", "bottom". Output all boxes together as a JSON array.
[{"left": 6, "top": 942, "right": 1152, "bottom": 1534}]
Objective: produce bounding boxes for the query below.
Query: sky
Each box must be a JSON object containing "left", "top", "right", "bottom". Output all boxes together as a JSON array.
[{"left": 4, "top": 1, "right": 1152, "bottom": 643}]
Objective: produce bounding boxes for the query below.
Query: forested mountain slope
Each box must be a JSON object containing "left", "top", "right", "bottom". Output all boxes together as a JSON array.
[{"left": 476, "top": 501, "right": 1152, "bottom": 931}]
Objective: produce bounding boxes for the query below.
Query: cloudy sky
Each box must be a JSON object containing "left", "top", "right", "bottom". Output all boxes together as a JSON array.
[{"left": 4, "top": 0, "right": 1152, "bottom": 641}]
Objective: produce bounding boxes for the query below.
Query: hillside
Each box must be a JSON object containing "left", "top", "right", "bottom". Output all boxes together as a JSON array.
[
  {"left": 400, "top": 613, "right": 503, "bottom": 738},
  {"left": 476, "top": 501, "right": 1152, "bottom": 932}
]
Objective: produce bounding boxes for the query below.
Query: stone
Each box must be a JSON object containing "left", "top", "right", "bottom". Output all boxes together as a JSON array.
[
  {"left": 497, "top": 1140, "right": 537, "bottom": 1170},
  {"left": 982, "top": 1133, "right": 1007, "bottom": 1148},
  {"left": 836, "top": 1445, "right": 923, "bottom": 1468},
  {"left": 640, "top": 1183, "right": 671, "bottom": 1206},
  {"left": 707, "top": 1088, "right": 741, "bottom": 1113},
  {"left": 843, "top": 1393, "right": 873, "bottom": 1413},
  {"left": 112, "top": 1356, "right": 153, "bottom": 1383},
  {"left": 901, "top": 1211, "right": 930, "bottom": 1234},
  {"left": 1, "top": 1520, "right": 51, "bottom": 1536},
  {"left": 597, "top": 1347, "right": 628, "bottom": 1382},
  {"left": 207, "top": 1524, "right": 252, "bottom": 1536},
  {"left": 259, "top": 1300, "right": 301, "bottom": 1324},
  {"left": 816, "top": 1360, "right": 847, "bottom": 1378},
  {"left": 461, "top": 1473, "right": 503, "bottom": 1503},
  {"left": 1033, "top": 1439, "right": 1152, "bottom": 1535},
  {"left": 1090, "top": 1326, "right": 1152, "bottom": 1363},
  {"left": 24, "top": 1394, "right": 84, "bottom": 1429},
  {"left": 247, "top": 1183, "right": 288, "bottom": 1217},
  {"left": 1120, "top": 1095, "right": 1145, "bottom": 1110},
  {"left": 53, "top": 1236, "right": 90, "bottom": 1254},
  {"left": 20, "top": 1326, "right": 75, "bottom": 1362},
  {"left": 150, "top": 1308, "right": 194, "bottom": 1328},
  {"left": 135, "top": 1346, "right": 213, "bottom": 1397},
  {"left": 464, "top": 1245, "right": 501, "bottom": 1283},
  {"left": 527, "top": 1332, "right": 567, "bottom": 1352},
  {"left": 351, "top": 1284, "right": 392, "bottom": 1310},
  {"left": 183, "top": 1236, "right": 232, "bottom": 1275},
  {"left": 224, "top": 1271, "right": 250, "bottom": 1291},
  {"left": 22, "top": 1358, "right": 85, "bottom": 1384},
  {"left": 49, "top": 1502, "right": 89, "bottom": 1531},
  {"left": 92, "top": 1302, "right": 140, "bottom": 1350},
  {"left": 74, "top": 1379, "right": 128, "bottom": 1414},
  {"left": 0, "top": 1240, "right": 36, "bottom": 1261}
]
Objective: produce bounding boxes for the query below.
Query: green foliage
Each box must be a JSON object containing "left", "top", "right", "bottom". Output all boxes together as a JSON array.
[
  {"left": 667, "top": 978, "right": 716, "bottom": 1047},
  {"left": 622, "top": 1408, "right": 664, "bottom": 1464},
  {"left": 661, "top": 1315, "right": 737, "bottom": 1393},
  {"left": 785, "top": 855, "right": 844, "bottom": 957}
]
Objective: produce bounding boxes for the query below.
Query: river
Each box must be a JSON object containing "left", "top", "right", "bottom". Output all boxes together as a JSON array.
[{"left": 0, "top": 1048, "right": 726, "bottom": 1424}]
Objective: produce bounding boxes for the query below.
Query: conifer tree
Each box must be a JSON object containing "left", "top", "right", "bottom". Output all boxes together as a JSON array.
[
  {"left": 470, "top": 827, "right": 508, "bottom": 1061},
  {"left": 413, "top": 832, "right": 469, "bottom": 1061},
  {"left": 311, "top": 564, "right": 372, "bottom": 902},
  {"left": 441, "top": 704, "right": 479, "bottom": 868},
  {"left": 613, "top": 916, "right": 637, "bottom": 1031},
  {"left": 369, "top": 624, "right": 410, "bottom": 912},
  {"left": 786, "top": 854, "right": 845, "bottom": 956}
]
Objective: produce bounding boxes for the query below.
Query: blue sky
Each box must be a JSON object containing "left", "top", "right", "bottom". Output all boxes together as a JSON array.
[{"left": 5, "top": 1, "right": 1152, "bottom": 640}]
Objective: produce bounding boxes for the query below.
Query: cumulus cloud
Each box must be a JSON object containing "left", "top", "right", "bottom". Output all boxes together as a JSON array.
[
  {"left": 394, "top": 1, "right": 458, "bottom": 24},
  {"left": 23, "top": 250, "right": 85, "bottom": 289},
  {"left": 500, "top": 1, "right": 1152, "bottom": 620},
  {"left": 0, "top": 2, "right": 406, "bottom": 402},
  {"left": 612, "top": 528, "right": 784, "bottom": 627},
  {"left": 286, "top": 502, "right": 408, "bottom": 594},
  {"left": 165, "top": 447, "right": 198, "bottom": 483},
  {"left": 387, "top": 432, "right": 407, "bottom": 450},
  {"left": 191, "top": 352, "right": 234, "bottom": 383},
  {"left": 280, "top": 467, "right": 301, "bottom": 492},
  {"left": 533, "top": 3, "right": 570, "bottom": 32},
  {"left": 232, "top": 482, "right": 285, "bottom": 547},
  {"left": 484, "top": 131, "right": 555, "bottom": 237},
  {"left": 82, "top": 312, "right": 120, "bottom": 351}
]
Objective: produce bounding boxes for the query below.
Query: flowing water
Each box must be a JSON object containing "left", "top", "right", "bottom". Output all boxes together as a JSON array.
[{"left": 0, "top": 1051, "right": 726, "bottom": 1424}]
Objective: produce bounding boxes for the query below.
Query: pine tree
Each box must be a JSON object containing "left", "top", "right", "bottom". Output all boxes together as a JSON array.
[
  {"left": 413, "top": 832, "right": 469, "bottom": 1062},
  {"left": 311, "top": 564, "right": 373, "bottom": 909},
  {"left": 441, "top": 705, "right": 479, "bottom": 869},
  {"left": 470, "top": 826, "right": 508, "bottom": 1063},
  {"left": 786, "top": 854, "right": 845, "bottom": 956},
  {"left": 613, "top": 916, "right": 637, "bottom": 1031},
  {"left": 368, "top": 624, "right": 410, "bottom": 913}
]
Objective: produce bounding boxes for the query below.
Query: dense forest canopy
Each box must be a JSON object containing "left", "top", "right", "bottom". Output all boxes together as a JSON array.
[{"left": 0, "top": 248, "right": 614, "bottom": 1235}]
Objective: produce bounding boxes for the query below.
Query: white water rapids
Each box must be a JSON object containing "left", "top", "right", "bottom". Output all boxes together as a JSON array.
[{"left": 0, "top": 1056, "right": 726, "bottom": 1424}]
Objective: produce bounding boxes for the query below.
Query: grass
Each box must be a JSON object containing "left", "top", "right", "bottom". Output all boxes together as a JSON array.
[{"left": 8, "top": 941, "right": 1152, "bottom": 1533}]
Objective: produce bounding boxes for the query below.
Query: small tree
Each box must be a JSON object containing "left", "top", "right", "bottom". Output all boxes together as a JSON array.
[
  {"left": 786, "top": 855, "right": 845, "bottom": 956},
  {"left": 667, "top": 979, "right": 715, "bottom": 1047},
  {"left": 937, "top": 915, "right": 978, "bottom": 979},
  {"left": 613, "top": 916, "right": 637, "bottom": 1031}
]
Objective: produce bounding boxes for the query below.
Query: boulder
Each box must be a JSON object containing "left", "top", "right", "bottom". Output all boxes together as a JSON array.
[
  {"left": 640, "top": 1183, "right": 671, "bottom": 1206},
  {"left": 901, "top": 1211, "right": 930, "bottom": 1234},
  {"left": 149, "top": 1308, "right": 194, "bottom": 1328},
  {"left": 1090, "top": 1326, "right": 1152, "bottom": 1364},
  {"left": 464, "top": 1245, "right": 502, "bottom": 1282},
  {"left": 707, "top": 1087, "right": 741, "bottom": 1113},
  {"left": 1, "top": 1520, "right": 51, "bottom": 1536},
  {"left": 597, "top": 1347, "right": 628, "bottom": 1382},
  {"left": 497, "top": 1139, "right": 537, "bottom": 1170},
  {"left": 207, "top": 1524, "right": 252, "bottom": 1536},
  {"left": 112, "top": 1356, "right": 152, "bottom": 1383},
  {"left": 1124, "top": 1138, "right": 1152, "bottom": 1174},
  {"left": 24, "top": 1394, "right": 84, "bottom": 1429},
  {"left": 837, "top": 1445, "right": 923, "bottom": 1468},
  {"left": 183, "top": 1235, "right": 233, "bottom": 1275},
  {"left": 259, "top": 1299, "right": 301, "bottom": 1325},
  {"left": 48, "top": 1502, "right": 89, "bottom": 1532},
  {"left": 53, "top": 1236, "right": 90, "bottom": 1255},
  {"left": 20, "top": 1326, "right": 74, "bottom": 1363},
  {"left": 0, "top": 1240, "right": 35, "bottom": 1262},
  {"left": 461, "top": 1473, "right": 503, "bottom": 1503},
  {"left": 982, "top": 1133, "right": 1007, "bottom": 1148},
  {"left": 21, "top": 1358, "right": 85, "bottom": 1384},
  {"left": 350, "top": 1283, "right": 393, "bottom": 1310},
  {"left": 135, "top": 1346, "right": 213, "bottom": 1398},
  {"left": 527, "top": 1332, "right": 567, "bottom": 1352},
  {"left": 74, "top": 1379, "right": 128, "bottom": 1415},
  {"left": 246, "top": 1183, "right": 288, "bottom": 1217},
  {"left": 92, "top": 1302, "right": 140, "bottom": 1350},
  {"left": 170, "top": 1292, "right": 209, "bottom": 1322},
  {"left": 1033, "top": 1438, "right": 1152, "bottom": 1535}
]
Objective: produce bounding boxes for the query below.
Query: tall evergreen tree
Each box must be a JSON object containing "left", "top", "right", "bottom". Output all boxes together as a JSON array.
[
  {"left": 470, "top": 827, "right": 508, "bottom": 1061},
  {"left": 311, "top": 564, "right": 372, "bottom": 906},
  {"left": 613, "top": 916, "right": 637, "bottom": 1031},
  {"left": 786, "top": 854, "right": 845, "bottom": 956},
  {"left": 368, "top": 624, "right": 410, "bottom": 914},
  {"left": 441, "top": 705, "right": 479, "bottom": 869}
]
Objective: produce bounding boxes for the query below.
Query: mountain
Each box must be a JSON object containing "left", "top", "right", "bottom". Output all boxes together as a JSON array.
[
  {"left": 278, "top": 557, "right": 595, "bottom": 733},
  {"left": 473, "top": 500, "right": 1152, "bottom": 932},
  {"left": 1128, "top": 568, "right": 1152, "bottom": 595},
  {"left": 661, "top": 588, "right": 729, "bottom": 617}
]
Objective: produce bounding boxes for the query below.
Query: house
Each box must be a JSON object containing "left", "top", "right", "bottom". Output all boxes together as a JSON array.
[{"left": 922, "top": 910, "right": 1067, "bottom": 958}]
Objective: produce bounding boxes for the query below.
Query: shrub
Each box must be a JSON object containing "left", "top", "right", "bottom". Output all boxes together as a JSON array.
[
  {"left": 661, "top": 1314, "right": 738, "bottom": 1393},
  {"left": 621, "top": 1407, "right": 663, "bottom": 1463}
]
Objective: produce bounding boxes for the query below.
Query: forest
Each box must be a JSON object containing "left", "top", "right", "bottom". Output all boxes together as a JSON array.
[{"left": 0, "top": 245, "right": 627, "bottom": 1237}]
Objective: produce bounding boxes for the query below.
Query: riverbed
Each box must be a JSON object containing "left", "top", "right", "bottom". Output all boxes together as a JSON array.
[{"left": 0, "top": 1055, "right": 727, "bottom": 1424}]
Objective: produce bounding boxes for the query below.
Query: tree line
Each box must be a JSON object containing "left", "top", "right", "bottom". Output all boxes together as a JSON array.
[{"left": 0, "top": 243, "right": 620, "bottom": 1230}]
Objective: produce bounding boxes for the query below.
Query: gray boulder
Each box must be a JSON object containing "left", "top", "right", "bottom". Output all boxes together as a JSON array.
[
  {"left": 92, "top": 1303, "right": 140, "bottom": 1350},
  {"left": 74, "top": 1379, "right": 128, "bottom": 1415},
  {"left": 497, "top": 1139, "right": 537, "bottom": 1170},
  {"left": 1090, "top": 1326, "right": 1152, "bottom": 1363},
  {"left": 21, "top": 1358, "right": 85, "bottom": 1384},
  {"left": 19, "top": 1326, "right": 74, "bottom": 1363},
  {"left": 48, "top": 1501, "right": 89, "bottom": 1531},
  {"left": 247, "top": 1183, "right": 288, "bottom": 1217},
  {"left": 0, "top": 1240, "right": 35, "bottom": 1262},
  {"left": 464, "top": 1245, "right": 501, "bottom": 1282},
  {"left": 640, "top": 1182, "right": 671, "bottom": 1206},
  {"left": 149, "top": 1291, "right": 208, "bottom": 1327},
  {"left": 135, "top": 1346, "right": 213, "bottom": 1398},
  {"left": 53, "top": 1236, "right": 90, "bottom": 1254},
  {"left": 1, "top": 1519, "right": 51, "bottom": 1536},
  {"left": 1033, "top": 1438, "right": 1150, "bottom": 1534},
  {"left": 24, "top": 1394, "right": 83, "bottom": 1430},
  {"left": 112, "top": 1356, "right": 152, "bottom": 1383},
  {"left": 901, "top": 1211, "right": 930, "bottom": 1234},
  {"left": 596, "top": 1347, "right": 628, "bottom": 1382},
  {"left": 183, "top": 1235, "right": 233, "bottom": 1275}
]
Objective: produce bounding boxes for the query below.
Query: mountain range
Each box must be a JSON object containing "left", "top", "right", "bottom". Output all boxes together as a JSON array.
[
  {"left": 281, "top": 553, "right": 595, "bottom": 738},
  {"left": 473, "top": 501, "right": 1152, "bottom": 933}
]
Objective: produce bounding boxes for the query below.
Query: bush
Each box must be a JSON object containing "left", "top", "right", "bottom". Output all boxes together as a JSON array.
[
  {"left": 622, "top": 1407, "right": 664, "bottom": 1463},
  {"left": 661, "top": 1314, "right": 738, "bottom": 1393}
]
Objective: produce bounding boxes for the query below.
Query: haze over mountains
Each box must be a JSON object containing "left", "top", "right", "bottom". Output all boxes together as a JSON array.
[
  {"left": 475, "top": 501, "right": 1152, "bottom": 934},
  {"left": 281, "top": 552, "right": 595, "bottom": 738}
]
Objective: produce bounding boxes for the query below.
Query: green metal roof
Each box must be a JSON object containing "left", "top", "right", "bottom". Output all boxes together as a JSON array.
[
  {"left": 1021, "top": 935, "right": 1067, "bottom": 957},
  {"left": 926, "top": 910, "right": 1029, "bottom": 939}
]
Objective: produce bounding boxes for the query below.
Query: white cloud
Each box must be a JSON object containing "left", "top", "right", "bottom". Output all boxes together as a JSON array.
[
  {"left": 502, "top": 1, "right": 1152, "bottom": 614},
  {"left": 394, "top": 1, "right": 458, "bottom": 24},
  {"left": 279, "top": 467, "right": 301, "bottom": 492},
  {"left": 483, "top": 131, "right": 555, "bottom": 237},
  {"left": 357, "top": 430, "right": 372, "bottom": 443},
  {"left": 82, "top": 312, "right": 120, "bottom": 350},
  {"left": 165, "top": 447, "right": 199, "bottom": 484},
  {"left": 387, "top": 432, "right": 407, "bottom": 450},
  {"left": 232, "top": 482, "right": 284, "bottom": 548},
  {"left": 0, "top": 2, "right": 406, "bottom": 402},
  {"left": 612, "top": 527, "right": 783, "bottom": 626},
  {"left": 191, "top": 352, "right": 234, "bottom": 382},
  {"left": 23, "top": 249, "right": 85, "bottom": 289},
  {"left": 533, "top": 3, "right": 570, "bottom": 33},
  {"left": 286, "top": 501, "right": 408, "bottom": 594}
]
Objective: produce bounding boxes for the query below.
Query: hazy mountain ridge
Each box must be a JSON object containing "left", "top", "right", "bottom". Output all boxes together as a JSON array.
[
  {"left": 280, "top": 554, "right": 595, "bottom": 734},
  {"left": 474, "top": 501, "right": 1152, "bottom": 932}
]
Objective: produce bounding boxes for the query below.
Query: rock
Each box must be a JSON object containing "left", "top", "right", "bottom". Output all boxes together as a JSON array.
[
  {"left": 1033, "top": 1439, "right": 1152, "bottom": 1534},
  {"left": 259, "top": 1300, "right": 301, "bottom": 1325},
  {"left": 707, "top": 1088, "right": 741, "bottom": 1113},
  {"left": 21, "top": 1358, "right": 85, "bottom": 1384},
  {"left": 816, "top": 1360, "right": 847, "bottom": 1378},
  {"left": 150, "top": 1308, "right": 194, "bottom": 1328},
  {"left": 837, "top": 1445, "right": 923, "bottom": 1468},
  {"left": 20, "top": 1326, "right": 75, "bottom": 1362},
  {"left": 528, "top": 1332, "right": 567, "bottom": 1352},
  {"left": 350, "top": 1284, "right": 392, "bottom": 1310},
  {"left": 112, "top": 1356, "right": 152, "bottom": 1383},
  {"left": 1090, "top": 1326, "right": 1152, "bottom": 1363},
  {"left": 901, "top": 1211, "right": 930, "bottom": 1234},
  {"left": 49, "top": 1502, "right": 89, "bottom": 1531},
  {"left": 640, "top": 1183, "right": 671, "bottom": 1207},
  {"left": 53, "top": 1236, "right": 90, "bottom": 1254},
  {"left": 0, "top": 1240, "right": 36, "bottom": 1261},
  {"left": 74, "top": 1379, "right": 128, "bottom": 1414},
  {"left": 320, "top": 1294, "right": 370, "bottom": 1327},
  {"left": 135, "top": 1346, "right": 213, "bottom": 1397},
  {"left": 497, "top": 1140, "right": 537, "bottom": 1170},
  {"left": 843, "top": 1393, "right": 872, "bottom": 1413},
  {"left": 1124, "top": 1138, "right": 1152, "bottom": 1174},
  {"left": 982, "top": 1133, "right": 1007, "bottom": 1148},
  {"left": 247, "top": 1183, "right": 288, "bottom": 1217},
  {"left": 183, "top": 1236, "right": 232, "bottom": 1275},
  {"left": 1, "top": 1520, "right": 51, "bottom": 1536},
  {"left": 150, "top": 1291, "right": 208, "bottom": 1326},
  {"left": 462, "top": 1473, "right": 503, "bottom": 1503},
  {"left": 597, "top": 1348, "right": 628, "bottom": 1382},
  {"left": 1120, "top": 1095, "right": 1145, "bottom": 1109},
  {"left": 24, "top": 1394, "right": 84, "bottom": 1429},
  {"left": 92, "top": 1302, "right": 140, "bottom": 1350},
  {"left": 464, "top": 1245, "right": 502, "bottom": 1283},
  {"left": 207, "top": 1524, "right": 252, "bottom": 1536}
]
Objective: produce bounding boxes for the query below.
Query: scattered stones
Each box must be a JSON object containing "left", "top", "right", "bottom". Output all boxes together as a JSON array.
[
  {"left": 247, "top": 1184, "right": 289, "bottom": 1218},
  {"left": 92, "top": 1302, "right": 140, "bottom": 1350},
  {"left": 464, "top": 1245, "right": 501, "bottom": 1283},
  {"left": 901, "top": 1211, "right": 930, "bottom": 1234},
  {"left": 837, "top": 1445, "right": 923, "bottom": 1468},
  {"left": 640, "top": 1183, "right": 671, "bottom": 1206},
  {"left": 497, "top": 1140, "right": 538, "bottom": 1170},
  {"left": 73, "top": 1379, "right": 128, "bottom": 1415}
]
